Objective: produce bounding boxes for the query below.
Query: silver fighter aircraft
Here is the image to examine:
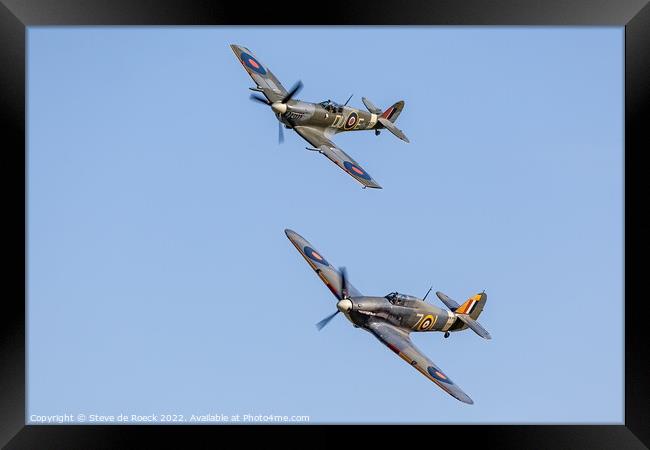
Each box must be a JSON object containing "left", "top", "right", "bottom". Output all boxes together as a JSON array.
[
  {"left": 285, "top": 229, "right": 491, "bottom": 404},
  {"left": 230, "top": 44, "right": 410, "bottom": 189}
]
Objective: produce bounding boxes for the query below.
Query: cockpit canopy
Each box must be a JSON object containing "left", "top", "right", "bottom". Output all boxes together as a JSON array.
[
  {"left": 385, "top": 292, "right": 421, "bottom": 305},
  {"left": 319, "top": 99, "right": 344, "bottom": 113}
]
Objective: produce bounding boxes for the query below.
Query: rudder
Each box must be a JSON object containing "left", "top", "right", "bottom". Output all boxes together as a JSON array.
[
  {"left": 454, "top": 292, "right": 487, "bottom": 320},
  {"left": 381, "top": 101, "right": 404, "bottom": 123}
]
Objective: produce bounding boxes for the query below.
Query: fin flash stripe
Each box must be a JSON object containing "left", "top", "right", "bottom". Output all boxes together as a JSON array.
[
  {"left": 381, "top": 107, "right": 395, "bottom": 119},
  {"left": 456, "top": 295, "right": 481, "bottom": 315}
]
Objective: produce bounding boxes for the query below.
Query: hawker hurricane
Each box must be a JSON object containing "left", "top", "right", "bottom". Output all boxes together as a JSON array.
[{"left": 285, "top": 229, "right": 491, "bottom": 404}]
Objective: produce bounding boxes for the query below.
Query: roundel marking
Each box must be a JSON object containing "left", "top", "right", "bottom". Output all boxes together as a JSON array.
[
  {"left": 343, "top": 112, "right": 359, "bottom": 130},
  {"left": 304, "top": 246, "right": 329, "bottom": 266},
  {"left": 240, "top": 52, "right": 267, "bottom": 75},
  {"left": 427, "top": 366, "right": 453, "bottom": 384},
  {"left": 343, "top": 161, "right": 372, "bottom": 181},
  {"left": 419, "top": 314, "right": 435, "bottom": 330}
]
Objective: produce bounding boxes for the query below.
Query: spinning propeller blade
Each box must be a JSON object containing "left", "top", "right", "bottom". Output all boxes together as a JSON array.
[
  {"left": 316, "top": 267, "right": 351, "bottom": 331},
  {"left": 278, "top": 121, "right": 284, "bottom": 144},
  {"left": 282, "top": 80, "right": 303, "bottom": 103},
  {"left": 251, "top": 81, "right": 302, "bottom": 145},
  {"left": 340, "top": 266, "right": 349, "bottom": 299},
  {"left": 250, "top": 93, "right": 270, "bottom": 105},
  {"left": 316, "top": 310, "right": 340, "bottom": 331}
]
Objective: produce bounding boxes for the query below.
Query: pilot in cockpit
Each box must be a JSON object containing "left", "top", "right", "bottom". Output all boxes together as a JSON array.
[
  {"left": 320, "top": 99, "right": 343, "bottom": 114},
  {"left": 385, "top": 292, "right": 400, "bottom": 304},
  {"left": 385, "top": 292, "right": 420, "bottom": 305}
]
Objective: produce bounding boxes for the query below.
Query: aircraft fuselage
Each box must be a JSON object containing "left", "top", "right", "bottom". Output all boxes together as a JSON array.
[
  {"left": 340, "top": 295, "right": 467, "bottom": 335},
  {"left": 279, "top": 100, "right": 381, "bottom": 134}
]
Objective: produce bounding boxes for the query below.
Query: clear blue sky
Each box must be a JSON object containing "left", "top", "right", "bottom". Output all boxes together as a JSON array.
[{"left": 27, "top": 27, "right": 623, "bottom": 424}]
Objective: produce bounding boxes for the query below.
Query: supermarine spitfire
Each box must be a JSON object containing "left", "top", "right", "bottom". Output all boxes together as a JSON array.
[
  {"left": 285, "top": 229, "right": 491, "bottom": 404},
  {"left": 230, "top": 44, "right": 409, "bottom": 189}
]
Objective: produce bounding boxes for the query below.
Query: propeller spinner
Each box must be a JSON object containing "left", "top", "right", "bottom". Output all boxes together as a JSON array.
[{"left": 249, "top": 80, "right": 303, "bottom": 144}]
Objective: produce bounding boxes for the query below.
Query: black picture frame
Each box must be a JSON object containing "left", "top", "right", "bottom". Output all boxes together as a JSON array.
[{"left": 2, "top": 1, "right": 647, "bottom": 448}]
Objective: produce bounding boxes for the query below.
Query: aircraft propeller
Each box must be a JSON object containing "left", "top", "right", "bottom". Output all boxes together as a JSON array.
[
  {"left": 316, "top": 266, "right": 352, "bottom": 331},
  {"left": 249, "top": 80, "right": 303, "bottom": 145},
  {"left": 281, "top": 80, "right": 303, "bottom": 103},
  {"left": 278, "top": 121, "right": 285, "bottom": 144},
  {"left": 249, "top": 93, "right": 270, "bottom": 105},
  {"left": 315, "top": 310, "right": 339, "bottom": 331}
]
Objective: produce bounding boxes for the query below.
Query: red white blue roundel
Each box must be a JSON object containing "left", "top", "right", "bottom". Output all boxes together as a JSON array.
[
  {"left": 427, "top": 366, "right": 453, "bottom": 384},
  {"left": 304, "top": 246, "right": 329, "bottom": 266},
  {"left": 343, "top": 112, "right": 358, "bottom": 130},
  {"left": 240, "top": 52, "right": 267, "bottom": 75},
  {"left": 343, "top": 161, "right": 372, "bottom": 180}
]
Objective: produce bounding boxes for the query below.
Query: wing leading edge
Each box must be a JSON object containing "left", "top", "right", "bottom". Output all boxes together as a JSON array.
[
  {"left": 293, "top": 126, "right": 382, "bottom": 189},
  {"left": 366, "top": 320, "right": 474, "bottom": 404},
  {"left": 285, "top": 229, "right": 362, "bottom": 300}
]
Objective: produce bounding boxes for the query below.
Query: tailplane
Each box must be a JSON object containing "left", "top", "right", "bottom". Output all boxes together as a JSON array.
[
  {"left": 378, "top": 101, "right": 408, "bottom": 142},
  {"left": 377, "top": 117, "right": 409, "bottom": 143},
  {"left": 437, "top": 291, "right": 491, "bottom": 339},
  {"left": 455, "top": 314, "right": 491, "bottom": 339},
  {"left": 436, "top": 291, "right": 460, "bottom": 311},
  {"left": 361, "top": 98, "right": 409, "bottom": 143}
]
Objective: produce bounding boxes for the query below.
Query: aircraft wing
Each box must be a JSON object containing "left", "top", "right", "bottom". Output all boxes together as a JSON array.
[
  {"left": 366, "top": 320, "right": 474, "bottom": 404},
  {"left": 292, "top": 125, "right": 382, "bottom": 189},
  {"left": 285, "top": 229, "right": 363, "bottom": 300},
  {"left": 230, "top": 44, "right": 288, "bottom": 103}
]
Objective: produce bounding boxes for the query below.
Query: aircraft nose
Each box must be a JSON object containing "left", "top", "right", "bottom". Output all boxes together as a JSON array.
[
  {"left": 336, "top": 299, "right": 353, "bottom": 313},
  {"left": 271, "top": 102, "right": 287, "bottom": 114}
]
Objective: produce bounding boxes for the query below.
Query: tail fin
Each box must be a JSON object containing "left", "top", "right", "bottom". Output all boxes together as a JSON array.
[
  {"left": 455, "top": 292, "right": 490, "bottom": 339},
  {"left": 455, "top": 292, "right": 487, "bottom": 320},
  {"left": 381, "top": 100, "right": 404, "bottom": 123}
]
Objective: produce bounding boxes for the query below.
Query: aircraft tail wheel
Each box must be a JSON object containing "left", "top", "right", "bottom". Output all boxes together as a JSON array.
[{"left": 444, "top": 331, "right": 450, "bottom": 338}]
